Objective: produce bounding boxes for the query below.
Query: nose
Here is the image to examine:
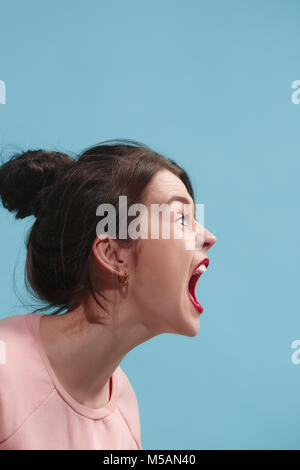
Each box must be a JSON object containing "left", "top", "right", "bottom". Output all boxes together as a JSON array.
[{"left": 195, "top": 224, "right": 217, "bottom": 250}]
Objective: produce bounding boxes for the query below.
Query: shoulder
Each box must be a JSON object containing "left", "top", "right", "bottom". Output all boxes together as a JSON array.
[
  {"left": 0, "top": 314, "right": 53, "bottom": 444},
  {"left": 116, "top": 366, "right": 142, "bottom": 449},
  {"left": 0, "top": 313, "right": 39, "bottom": 374},
  {"left": 0, "top": 313, "right": 30, "bottom": 377}
]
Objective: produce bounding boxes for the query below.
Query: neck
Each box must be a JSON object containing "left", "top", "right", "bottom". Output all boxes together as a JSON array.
[{"left": 39, "top": 297, "right": 155, "bottom": 409}]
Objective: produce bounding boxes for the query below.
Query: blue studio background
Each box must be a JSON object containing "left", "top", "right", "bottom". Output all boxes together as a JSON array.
[{"left": 0, "top": 0, "right": 299, "bottom": 450}]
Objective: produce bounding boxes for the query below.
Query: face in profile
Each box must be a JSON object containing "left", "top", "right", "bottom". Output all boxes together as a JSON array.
[{"left": 130, "top": 169, "right": 217, "bottom": 337}]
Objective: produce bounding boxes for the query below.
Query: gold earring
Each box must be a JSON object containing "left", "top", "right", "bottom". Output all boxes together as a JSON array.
[
  {"left": 113, "top": 265, "right": 129, "bottom": 286},
  {"left": 119, "top": 272, "right": 129, "bottom": 286}
]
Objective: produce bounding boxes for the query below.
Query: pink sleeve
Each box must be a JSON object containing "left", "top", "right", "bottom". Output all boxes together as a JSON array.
[{"left": 0, "top": 315, "right": 53, "bottom": 444}]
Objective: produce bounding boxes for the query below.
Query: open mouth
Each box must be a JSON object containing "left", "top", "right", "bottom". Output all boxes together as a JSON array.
[{"left": 187, "top": 258, "right": 209, "bottom": 314}]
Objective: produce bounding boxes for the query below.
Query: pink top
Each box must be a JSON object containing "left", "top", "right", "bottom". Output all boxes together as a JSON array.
[{"left": 0, "top": 313, "right": 142, "bottom": 450}]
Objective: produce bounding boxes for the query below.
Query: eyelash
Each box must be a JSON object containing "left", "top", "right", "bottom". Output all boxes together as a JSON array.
[
  {"left": 177, "top": 214, "right": 190, "bottom": 226},
  {"left": 176, "top": 214, "right": 198, "bottom": 226}
]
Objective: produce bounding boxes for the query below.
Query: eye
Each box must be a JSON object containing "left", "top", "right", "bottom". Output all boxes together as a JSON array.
[{"left": 176, "top": 214, "right": 190, "bottom": 226}]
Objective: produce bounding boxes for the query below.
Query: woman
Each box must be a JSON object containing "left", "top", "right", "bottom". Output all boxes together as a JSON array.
[{"left": 0, "top": 139, "right": 217, "bottom": 450}]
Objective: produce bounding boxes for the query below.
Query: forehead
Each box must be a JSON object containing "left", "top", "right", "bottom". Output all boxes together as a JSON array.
[{"left": 143, "top": 169, "right": 193, "bottom": 205}]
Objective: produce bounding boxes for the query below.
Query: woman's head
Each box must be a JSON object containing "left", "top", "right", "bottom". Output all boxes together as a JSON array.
[{"left": 0, "top": 139, "right": 216, "bottom": 336}]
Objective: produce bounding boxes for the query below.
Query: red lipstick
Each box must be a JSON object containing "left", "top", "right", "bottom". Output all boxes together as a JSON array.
[{"left": 188, "top": 257, "right": 210, "bottom": 314}]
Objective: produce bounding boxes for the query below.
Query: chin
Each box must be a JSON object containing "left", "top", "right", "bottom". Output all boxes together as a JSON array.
[
  {"left": 168, "top": 308, "right": 201, "bottom": 337},
  {"left": 184, "top": 319, "right": 200, "bottom": 337}
]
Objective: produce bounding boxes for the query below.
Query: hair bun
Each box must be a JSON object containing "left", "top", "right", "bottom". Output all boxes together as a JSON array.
[{"left": 0, "top": 149, "right": 74, "bottom": 219}]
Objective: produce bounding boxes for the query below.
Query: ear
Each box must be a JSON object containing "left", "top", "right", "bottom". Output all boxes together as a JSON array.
[{"left": 92, "top": 235, "right": 127, "bottom": 276}]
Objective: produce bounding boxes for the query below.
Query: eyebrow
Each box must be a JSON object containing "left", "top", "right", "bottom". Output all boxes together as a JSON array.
[{"left": 166, "top": 195, "right": 195, "bottom": 217}]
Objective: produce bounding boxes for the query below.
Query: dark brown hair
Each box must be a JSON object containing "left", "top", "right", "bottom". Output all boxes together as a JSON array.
[{"left": 0, "top": 139, "right": 195, "bottom": 319}]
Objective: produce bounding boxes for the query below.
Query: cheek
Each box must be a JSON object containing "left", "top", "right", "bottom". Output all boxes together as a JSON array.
[{"left": 134, "top": 237, "right": 190, "bottom": 311}]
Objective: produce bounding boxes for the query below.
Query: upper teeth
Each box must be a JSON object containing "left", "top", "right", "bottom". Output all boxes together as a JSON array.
[{"left": 195, "top": 264, "right": 206, "bottom": 274}]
